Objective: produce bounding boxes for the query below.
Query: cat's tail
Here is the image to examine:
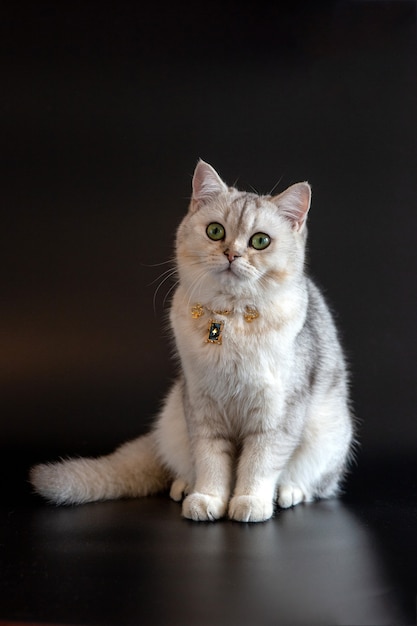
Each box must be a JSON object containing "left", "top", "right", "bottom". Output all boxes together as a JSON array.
[{"left": 29, "top": 433, "right": 172, "bottom": 505}]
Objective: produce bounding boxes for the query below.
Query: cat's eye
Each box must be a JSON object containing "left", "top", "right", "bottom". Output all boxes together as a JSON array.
[
  {"left": 250, "top": 233, "right": 271, "bottom": 250},
  {"left": 206, "top": 223, "right": 225, "bottom": 241}
]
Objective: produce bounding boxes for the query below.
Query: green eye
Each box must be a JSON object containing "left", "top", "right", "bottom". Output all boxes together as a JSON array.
[
  {"left": 206, "top": 223, "right": 225, "bottom": 241},
  {"left": 251, "top": 233, "right": 271, "bottom": 250}
]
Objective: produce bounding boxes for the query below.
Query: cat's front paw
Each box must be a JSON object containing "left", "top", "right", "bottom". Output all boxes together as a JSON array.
[
  {"left": 182, "top": 493, "right": 227, "bottom": 522},
  {"left": 228, "top": 495, "right": 274, "bottom": 523}
]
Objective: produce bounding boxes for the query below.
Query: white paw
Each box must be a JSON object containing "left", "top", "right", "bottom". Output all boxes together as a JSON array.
[
  {"left": 182, "top": 493, "right": 227, "bottom": 521},
  {"left": 278, "top": 485, "right": 308, "bottom": 508},
  {"left": 228, "top": 495, "right": 274, "bottom": 523},
  {"left": 169, "top": 478, "right": 190, "bottom": 502}
]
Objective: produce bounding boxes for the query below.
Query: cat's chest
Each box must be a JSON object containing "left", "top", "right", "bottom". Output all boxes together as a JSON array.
[{"left": 172, "top": 305, "right": 290, "bottom": 388}]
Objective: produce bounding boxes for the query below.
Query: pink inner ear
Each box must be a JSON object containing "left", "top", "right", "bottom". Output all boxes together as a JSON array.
[
  {"left": 293, "top": 184, "right": 311, "bottom": 230},
  {"left": 271, "top": 182, "right": 311, "bottom": 231},
  {"left": 192, "top": 160, "right": 227, "bottom": 203}
]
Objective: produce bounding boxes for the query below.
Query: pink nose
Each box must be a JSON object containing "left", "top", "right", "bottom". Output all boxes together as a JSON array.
[{"left": 224, "top": 250, "right": 240, "bottom": 263}]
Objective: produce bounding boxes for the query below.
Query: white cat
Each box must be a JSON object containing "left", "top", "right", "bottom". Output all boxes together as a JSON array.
[{"left": 30, "top": 160, "right": 355, "bottom": 522}]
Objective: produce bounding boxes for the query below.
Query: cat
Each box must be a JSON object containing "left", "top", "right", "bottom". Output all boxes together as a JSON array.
[{"left": 30, "top": 159, "right": 355, "bottom": 523}]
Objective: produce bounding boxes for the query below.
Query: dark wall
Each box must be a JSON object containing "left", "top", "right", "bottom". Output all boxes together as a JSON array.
[{"left": 2, "top": 2, "right": 417, "bottom": 466}]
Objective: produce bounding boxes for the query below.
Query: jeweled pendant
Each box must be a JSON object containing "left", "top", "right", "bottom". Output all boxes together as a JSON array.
[{"left": 207, "top": 319, "right": 224, "bottom": 344}]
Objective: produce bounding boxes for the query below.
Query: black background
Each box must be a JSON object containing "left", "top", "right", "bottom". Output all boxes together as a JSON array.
[
  {"left": 3, "top": 0, "right": 417, "bottom": 464},
  {"left": 1, "top": 2, "right": 417, "bottom": 624}
]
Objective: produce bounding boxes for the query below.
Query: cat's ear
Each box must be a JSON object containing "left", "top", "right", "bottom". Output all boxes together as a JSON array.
[
  {"left": 271, "top": 182, "right": 311, "bottom": 232},
  {"left": 191, "top": 160, "right": 228, "bottom": 210}
]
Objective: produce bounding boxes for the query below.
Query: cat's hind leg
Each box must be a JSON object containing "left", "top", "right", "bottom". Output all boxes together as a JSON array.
[
  {"left": 277, "top": 403, "right": 353, "bottom": 509},
  {"left": 277, "top": 485, "right": 313, "bottom": 508},
  {"left": 169, "top": 478, "right": 190, "bottom": 501},
  {"left": 277, "top": 448, "right": 348, "bottom": 509}
]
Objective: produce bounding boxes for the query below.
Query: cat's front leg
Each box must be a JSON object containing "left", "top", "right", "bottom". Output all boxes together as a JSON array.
[
  {"left": 182, "top": 437, "right": 233, "bottom": 522},
  {"left": 229, "top": 432, "right": 290, "bottom": 523}
]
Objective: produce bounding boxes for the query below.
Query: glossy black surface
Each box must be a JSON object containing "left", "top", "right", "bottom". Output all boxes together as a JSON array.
[
  {"left": 2, "top": 2, "right": 417, "bottom": 624},
  {"left": 1, "top": 456, "right": 417, "bottom": 626}
]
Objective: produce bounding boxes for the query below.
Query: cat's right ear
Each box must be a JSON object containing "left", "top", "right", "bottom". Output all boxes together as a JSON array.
[{"left": 191, "top": 160, "right": 228, "bottom": 211}]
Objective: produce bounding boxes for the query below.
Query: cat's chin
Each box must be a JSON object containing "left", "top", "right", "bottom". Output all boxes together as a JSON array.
[
  {"left": 217, "top": 262, "right": 248, "bottom": 281},
  {"left": 215, "top": 270, "right": 248, "bottom": 291},
  {"left": 213, "top": 273, "right": 258, "bottom": 301}
]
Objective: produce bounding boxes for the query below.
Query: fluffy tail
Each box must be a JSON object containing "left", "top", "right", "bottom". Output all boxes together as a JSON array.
[{"left": 29, "top": 433, "right": 171, "bottom": 505}]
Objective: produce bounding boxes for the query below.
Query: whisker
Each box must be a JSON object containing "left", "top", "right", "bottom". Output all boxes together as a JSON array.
[
  {"left": 268, "top": 176, "right": 284, "bottom": 196},
  {"left": 148, "top": 266, "right": 177, "bottom": 286},
  {"left": 152, "top": 267, "right": 178, "bottom": 313},
  {"left": 163, "top": 279, "right": 180, "bottom": 309},
  {"left": 141, "top": 258, "right": 175, "bottom": 268},
  {"left": 184, "top": 267, "right": 208, "bottom": 308}
]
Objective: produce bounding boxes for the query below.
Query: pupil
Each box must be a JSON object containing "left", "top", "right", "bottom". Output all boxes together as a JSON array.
[
  {"left": 207, "top": 223, "right": 224, "bottom": 239},
  {"left": 252, "top": 233, "right": 270, "bottom": 249}
]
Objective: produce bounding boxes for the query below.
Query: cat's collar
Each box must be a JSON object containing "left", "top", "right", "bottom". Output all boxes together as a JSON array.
[
  {"left": 190, "top": 303, "right": 259, "bottom": 345},
  {"left": 191, "top": 303, "right": 259, "bottom": 322}
]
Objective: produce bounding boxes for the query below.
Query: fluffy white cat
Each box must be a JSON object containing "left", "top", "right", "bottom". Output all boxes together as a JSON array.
[{"left": 30, "top": 160, "right": 354, "bottom": 522}]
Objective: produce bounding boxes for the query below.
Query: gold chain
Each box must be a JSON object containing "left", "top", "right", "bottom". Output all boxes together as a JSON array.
[{"left": 191, "top": 303, "right": 259, "bottom": 323}]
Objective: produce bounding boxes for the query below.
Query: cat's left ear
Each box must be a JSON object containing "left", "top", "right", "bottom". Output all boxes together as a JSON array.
[
  {"left": 271, "top": 182, "right": 311, "bottom": 232},
  {"left": 191, "top": 159, "right": 228, "bottom": 211}
]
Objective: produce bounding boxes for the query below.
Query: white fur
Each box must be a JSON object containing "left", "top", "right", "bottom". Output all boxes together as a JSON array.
[{"left": 30, "top": 161, "right": 354, "bottom": 523}]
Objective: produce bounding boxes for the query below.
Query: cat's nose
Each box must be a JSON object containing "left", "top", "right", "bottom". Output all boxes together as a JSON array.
[{"left": 224, "top": 249, "right": 241, "bottom": 263}]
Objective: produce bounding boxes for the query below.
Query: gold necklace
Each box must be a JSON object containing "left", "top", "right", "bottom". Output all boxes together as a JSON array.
[{"left": 190, "top": 303, "right": 259, "bottom": 344}]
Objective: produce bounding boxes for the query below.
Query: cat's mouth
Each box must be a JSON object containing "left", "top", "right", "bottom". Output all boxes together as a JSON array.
[{"left": 220, "top": 261, "right": 245, "bottom": 280}]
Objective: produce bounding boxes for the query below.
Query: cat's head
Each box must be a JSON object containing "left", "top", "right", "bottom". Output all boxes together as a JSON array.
[{"left": 176, "top": 160, "right": 311, "bottom": 305}]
